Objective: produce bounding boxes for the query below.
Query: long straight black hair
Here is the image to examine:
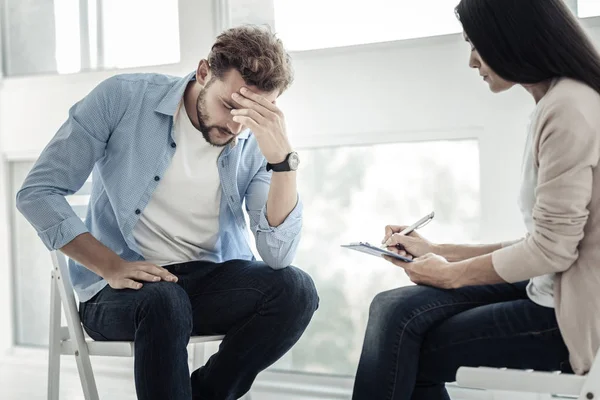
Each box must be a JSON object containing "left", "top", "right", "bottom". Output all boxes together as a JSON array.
[{"left": 455, "top": 0, "right": 600, "bottom": 94}]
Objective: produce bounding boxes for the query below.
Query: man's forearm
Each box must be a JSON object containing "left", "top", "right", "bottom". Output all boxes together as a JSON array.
[
  {"left": 434, "top": 243, "right": 503, "bottom": 262},
  {"left": 266, "top": 171, "right": 298, "bottom": 227},
  {"left": 60, "top": 232, "right": 122, "bottom": 278}
]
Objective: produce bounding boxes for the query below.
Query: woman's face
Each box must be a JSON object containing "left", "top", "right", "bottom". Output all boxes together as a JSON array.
[{"left": 465, "top": 33, "right": 515, "bottom": 93}]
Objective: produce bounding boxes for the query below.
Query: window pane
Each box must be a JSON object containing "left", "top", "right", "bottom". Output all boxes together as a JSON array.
[
  {"left": 2, "top": 0, "right": 59, "bottom": 76},
  {"left": 54, "top": 0, "right": 82, "bottom": 74},
  {"left": 578, "top": 0, "right": 600, "bottom": 17},
  {"left": 10, "top": 161, "right": 91, "bottom": 346},
  {"left": 1, "top": 0, "right": 180, "bottom": 76},
  {"left": 101, "top": 0, "right": 180, "bottom": 69},
  {"left": 228, "top": 0, "right": 462, "bottom": 51},
  {"left": 270, "top": 140, "right": 481, "bottom": 374}
]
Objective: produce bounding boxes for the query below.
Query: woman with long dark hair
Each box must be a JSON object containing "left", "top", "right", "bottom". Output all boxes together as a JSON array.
[{"left": 352, "top": 1, "right": 600, "bottom": 399}]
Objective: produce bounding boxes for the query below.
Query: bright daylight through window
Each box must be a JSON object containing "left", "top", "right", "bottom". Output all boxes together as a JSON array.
[
  {"left": 263, "top": 140, "right": 481, "bottom": 374},
  {"left": 228, "top": 0, "right": 600, "bottom": 52}
]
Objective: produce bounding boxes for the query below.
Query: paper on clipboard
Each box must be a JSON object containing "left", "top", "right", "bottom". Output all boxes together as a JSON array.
[{"left": 341, "top": 242, "right": 413, "bottom": 262}]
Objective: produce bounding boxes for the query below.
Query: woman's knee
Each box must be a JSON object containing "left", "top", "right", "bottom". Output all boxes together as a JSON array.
[
  {"left": 370, "top": 285, "right": 437, "bottom": 318},
  {"left": 368, "top": 285, "right": 444, "bottom": 336}
]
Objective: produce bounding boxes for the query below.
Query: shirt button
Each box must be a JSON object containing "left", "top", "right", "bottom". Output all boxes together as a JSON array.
[
  {"left": 171, "top": 142, "right": 176, "bottom": 148},
  {"left": 154, "top": 176, "right": 160, "bottom": 181},
  {"left": 135, "top": 209, "right": 141, "bottom": 215}
]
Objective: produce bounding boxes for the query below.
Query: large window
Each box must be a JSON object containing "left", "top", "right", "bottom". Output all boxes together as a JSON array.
[
  {"left": 268, "top": 139, "right": 481, "bottom": 374},
  {"left": 226, "top": 0, "right": 600, "bottom": 52},
  {"left": 1, "top": 0, "right": 180, "bottom": 76}
]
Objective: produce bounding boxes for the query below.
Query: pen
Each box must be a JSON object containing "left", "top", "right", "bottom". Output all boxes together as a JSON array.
[{"left": 381, "top": 211, "right": 435, "bottom": 248}]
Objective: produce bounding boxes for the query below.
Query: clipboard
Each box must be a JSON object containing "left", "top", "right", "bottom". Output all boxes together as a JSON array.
[{"left": 341, "top": 242, "right": 413, "bottom": 263}]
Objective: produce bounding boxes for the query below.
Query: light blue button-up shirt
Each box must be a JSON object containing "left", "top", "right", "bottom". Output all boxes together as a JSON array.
[{"left": 16, "top": 72, "right": 303, "bottom": 302}]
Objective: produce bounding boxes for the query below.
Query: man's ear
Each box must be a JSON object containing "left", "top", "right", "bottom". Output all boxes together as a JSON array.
[{"left": 196, "top": 60, "right": 211, "bottom": 85}]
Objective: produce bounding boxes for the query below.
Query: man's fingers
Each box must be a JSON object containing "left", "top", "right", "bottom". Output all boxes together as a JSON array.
[
  {"left": 231, "top": 108, "right": 266, "bottom": 124},
  {"left": 132, "top": 270, "right": 163, "bottom": 282},
  {"left": 139, "top": 264, "right": 178, "bottom": 282},
  {"left": 237, "top": 87, "right": 280, "bottom": 114},
  {"left": 123, "top": 279, "right": 142, "bottom": 290},
  {"left": 232, "top": 115, "right": 260, "bottom": 132},
  {"left": 232, "top": 92, "right": 271, "bottom": 118}
]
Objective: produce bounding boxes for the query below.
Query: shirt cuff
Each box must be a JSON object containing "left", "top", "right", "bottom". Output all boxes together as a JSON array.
[
  {"left": 257, "top": 195, "right": 303, "bottom": 242},
  {"left": 38, "top": 215, "right": 89, "bottom": 250}
]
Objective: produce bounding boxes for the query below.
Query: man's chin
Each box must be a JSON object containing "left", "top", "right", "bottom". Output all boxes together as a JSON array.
[{"left": 203, "top": 131, "right": 233, "bottom": 147}]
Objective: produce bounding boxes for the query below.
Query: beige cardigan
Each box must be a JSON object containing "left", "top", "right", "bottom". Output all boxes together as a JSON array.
[{"left": 492, "top": 78, "right": 600, "bottom": 375}]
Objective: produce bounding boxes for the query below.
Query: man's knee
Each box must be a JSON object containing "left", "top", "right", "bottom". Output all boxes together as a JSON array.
[
  {"left": 138, "top": 282, "right": 192, "bottom": 335},
  {"left": 272, "top": 266, "right": 319, "bottom": 318}
]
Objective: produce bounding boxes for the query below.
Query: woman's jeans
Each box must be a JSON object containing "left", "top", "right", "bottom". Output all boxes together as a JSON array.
[{"left": 352, "top": 281, "right": 571, "bottom": 400}]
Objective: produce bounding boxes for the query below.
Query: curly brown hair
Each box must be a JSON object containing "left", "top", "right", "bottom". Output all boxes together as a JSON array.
[{"left": 207, "top": 25, "right": 294, "bottom": 94}]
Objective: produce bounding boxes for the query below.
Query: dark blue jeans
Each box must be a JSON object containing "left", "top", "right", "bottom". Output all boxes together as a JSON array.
[
  {"left": 79, "top": 259, "right": 319, "bottom": 400},
  {"left": 352, "top": 281, "right": 572, "bottom": 400}
]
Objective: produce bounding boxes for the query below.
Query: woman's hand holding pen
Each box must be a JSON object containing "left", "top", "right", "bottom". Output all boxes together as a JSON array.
[
  {"left": 381, "top": 225, "right": 436, "bottom": 258},
  {"left": 381, "top": 220, "right": 463, "bottom": 289}
]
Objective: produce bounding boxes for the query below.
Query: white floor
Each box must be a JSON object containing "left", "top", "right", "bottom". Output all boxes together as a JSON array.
[
  {"left": 0, "top": 347, "right": 562, "bottom": 400},
  {"left": 0, "top": 349, "right": 137, "bottom": 400}
]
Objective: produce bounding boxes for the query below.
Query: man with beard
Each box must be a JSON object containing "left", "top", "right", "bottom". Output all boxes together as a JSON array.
[{"left": 16, "top": 25, "right": 318, "bottom": 400}]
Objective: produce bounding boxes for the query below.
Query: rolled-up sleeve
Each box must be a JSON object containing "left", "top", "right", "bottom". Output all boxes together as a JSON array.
[
  {"left": 16, "top": 77, "right": 122, "bottom": 250},
  {"left": 492, "top": 102, "right": 600, "bottom": 282},
  {"left": 245, "top": 163, "right": 303, "bottom": 270}
]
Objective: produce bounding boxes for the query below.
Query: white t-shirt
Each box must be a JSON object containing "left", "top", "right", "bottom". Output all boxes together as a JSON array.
[
  {"left": 132, "top": 102, "right": 223, "bottom": 266},
  {"left": 520, "top": 106, "right": 555, "bottom": 308}
]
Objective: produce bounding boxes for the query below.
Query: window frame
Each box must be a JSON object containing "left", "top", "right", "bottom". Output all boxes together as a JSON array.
[
  {"left": 0, "top": 0, "right": 8, "bottom": 78},
  {"left": 0, "top": 0, "right": 181, "bottom": 77}
]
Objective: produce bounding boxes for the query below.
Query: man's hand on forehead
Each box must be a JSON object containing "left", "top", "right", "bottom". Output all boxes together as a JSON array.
[
  {"left": 230, "top": 87, "right": 292, "bottom": 164},
  {"left": 232, "top": 87, "right": 278, "bottom": 114}
]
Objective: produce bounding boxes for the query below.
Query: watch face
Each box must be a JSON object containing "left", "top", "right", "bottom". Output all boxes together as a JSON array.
[{"left": 289, "top": 152, "right": 300, "bottom": 170}]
